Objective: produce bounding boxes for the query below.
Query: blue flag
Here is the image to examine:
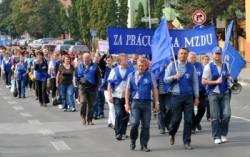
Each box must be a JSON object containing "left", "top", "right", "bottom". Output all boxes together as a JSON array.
[
  {"left": 223, "top": 20, "right": 246, "bottom": 80},
  {"left": 151, "top": 17, "right": 172, "bottom": 76}
]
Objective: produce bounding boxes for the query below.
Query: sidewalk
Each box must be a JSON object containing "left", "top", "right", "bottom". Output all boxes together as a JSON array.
[{"left": 238, "top": 63, "right": 250, "bottom": 84}]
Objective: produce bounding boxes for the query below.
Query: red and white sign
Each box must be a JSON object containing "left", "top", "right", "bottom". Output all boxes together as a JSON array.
[
  {"left": 98, "top": 40, "right": 109, "bottom": 53},
  {"left": 192, "top": 10, "right": 207, "bottom": 25}
]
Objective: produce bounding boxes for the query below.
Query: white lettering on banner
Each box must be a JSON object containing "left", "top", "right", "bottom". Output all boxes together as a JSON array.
[
  {"left": 114, "top": 35, "right": 122, "bottom": 45},
  {"left": 172, "top": 37, "right": 180, "bottom": 47},
  {"left": 126, "top": 35, "right": 152, "bottom": 46},
  {"left": 136, "top": 34, "right": 142, "bottom": 46},
  {"left": 184, "top": 37, "right": 194, "bottom": 47},
  {"left": 184, "top": 33, "right": 213, "bottom": 47},
  {"left": 206, "top": 34, "right": 213, "bottom": 45}
]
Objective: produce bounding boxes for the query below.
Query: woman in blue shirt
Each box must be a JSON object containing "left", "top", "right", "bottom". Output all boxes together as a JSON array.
[{"left": 15, "top": 54, "right": 28, "bottom": 98}]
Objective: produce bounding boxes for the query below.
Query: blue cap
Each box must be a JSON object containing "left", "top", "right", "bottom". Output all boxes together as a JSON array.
[{"left": 212, "top": 46, "right": 222, "bottom": 53}]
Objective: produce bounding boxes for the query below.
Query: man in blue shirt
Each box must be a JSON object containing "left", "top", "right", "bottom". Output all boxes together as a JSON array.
[
  {"left": 125, "top": 56, "right": 160, "bottom": 152},
  {"left": 202, "top": 46, "right": 231, "bottom": 144},
  {"left": 165, "top": 47, "right": 199, "bottom": 150}
]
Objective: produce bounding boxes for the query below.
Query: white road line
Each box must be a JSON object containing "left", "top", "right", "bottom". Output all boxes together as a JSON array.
[
  {"left": 27, "top": 120, "right": 42, "bottom": 125},
  {"left": 50, "top": 141, "right": 71, "bottom": 151},
  {"left": 232, "top": 116, "right": 250, "bottom": 122},
  {"left": 38, "top": 129, "right": 55, "bottom": 135},
  {"left": 13, "top": 106, "right": 24, "bottom": 111},
  {"left": 20, "top": 113, "right": 32, "bottom": 117},
  {"left": 3, "top": 96, "right": 12, "bottom": 100},
  {"left": 7, "top": 101, "right": 18, "bottom": 105}
]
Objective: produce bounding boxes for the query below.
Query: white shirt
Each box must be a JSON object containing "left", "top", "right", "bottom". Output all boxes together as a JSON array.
[{"left": 108, "top": 65, "right": 128, "bottom": 98}]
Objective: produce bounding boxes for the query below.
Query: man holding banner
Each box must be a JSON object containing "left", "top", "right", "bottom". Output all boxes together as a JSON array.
[
  {"left": 202, "top": 46, "right": 231, "bottom": 144},
  {"left": 164, "top": 47, "right": 199, "bottom": 150}
]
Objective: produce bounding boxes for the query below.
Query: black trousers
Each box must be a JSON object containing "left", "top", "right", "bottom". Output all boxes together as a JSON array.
[
  {"left": 192, "top": 91, "right": 207, "bottom": 129},
  {"left": 35, "top": 80, "right": 48, "bottom": 104},
  {"left": 50, "top": 78, "right": 57, "bottom": 98}
]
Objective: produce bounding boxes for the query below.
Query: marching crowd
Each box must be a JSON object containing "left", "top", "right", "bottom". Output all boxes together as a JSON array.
[{"left": 0, "top": 45, "right": 232, "bottom": 152}]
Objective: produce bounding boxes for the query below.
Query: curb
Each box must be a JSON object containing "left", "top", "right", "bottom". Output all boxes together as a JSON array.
[{"left": 238, "top": 78, "right": 250, "bottom": 85}]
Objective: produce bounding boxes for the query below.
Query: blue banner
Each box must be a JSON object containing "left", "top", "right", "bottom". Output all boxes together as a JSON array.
[{"left": 108, "top": 26, "right": 218, "bottom": 54}]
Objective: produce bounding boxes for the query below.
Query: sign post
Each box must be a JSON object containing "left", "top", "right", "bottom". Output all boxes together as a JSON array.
[{"left": 90, "top": 30, "right": 97, "bottom": 52}]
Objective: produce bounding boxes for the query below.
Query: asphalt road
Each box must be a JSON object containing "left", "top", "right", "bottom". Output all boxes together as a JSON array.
[{"left": 0, "top": 81, "right": 250, "bottom": 157}]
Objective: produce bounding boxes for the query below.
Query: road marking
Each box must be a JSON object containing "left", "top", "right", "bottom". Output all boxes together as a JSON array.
[
  {"left": 50, "top": 141, "right": 71, "bottom": 151},
  {"left": 28, "top": 120, "right": 42, "bottom": 125},
  {"left": 20, "top": 112, "right": 32, "bottom": 117},
  {"left": 13, "top": 106, "right": 24, "bottom": 111},
  {"left": 232, "top": 116, "right": 250, "bottom": 122},
  {"left": 7, "top": 101, "right": 18, "bottom": 105},
  {"left": 3, "top": 96, "right": 12, "bottom": 100},
  {"left": 38, "top": 129, "right": 55, "bottom": 135}
]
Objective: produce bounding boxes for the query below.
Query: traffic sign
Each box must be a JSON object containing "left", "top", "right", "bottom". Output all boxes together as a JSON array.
[
  {"left": 192, "top": 10, "right": 207, "bottom": 25},
  {"left": 90, "top": 30, "right": 97, "bottom": 37}
]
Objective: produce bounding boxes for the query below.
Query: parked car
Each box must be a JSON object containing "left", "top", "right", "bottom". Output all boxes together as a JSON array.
[
  {"left": 29, "top": 38, "right": 54, "bottom": 49},
  {"left": 54, "top": 44, "right": 71, "bottom": 52},
  {"left": 41, "top": 44, "right": 56, "bottom": 52},
  {"left": 57, "top": 40, "right": 84, "bottom": 45},
  {"left": 68, "top": 45, "right": 89, "bottom": 53}
]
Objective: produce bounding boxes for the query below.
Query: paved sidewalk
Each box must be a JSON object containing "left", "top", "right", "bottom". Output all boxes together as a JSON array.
[{"left": 238, "top": 63, "right": 250, "bottom": 83}]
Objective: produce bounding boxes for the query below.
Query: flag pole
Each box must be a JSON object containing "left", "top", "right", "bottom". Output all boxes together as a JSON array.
[{"left": 171, "top": 47, "right": 178, "bottom": 72}]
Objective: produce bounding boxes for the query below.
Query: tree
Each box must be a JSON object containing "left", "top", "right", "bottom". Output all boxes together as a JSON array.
[
  {"left": 155, "top": 0, "right": 165, "bottom": 20},
  {"left": 76, "top": 0, "right": 91, "bottom": 42},
  {"left": 11, "top": 0, "right": 64, "bottom": 38},
  {"left": 0, "top": 0, "right": 18, "bottom": 37},
  {"left": 222, "top": 0, "right": 245, "bottom": 49},
  {"left": 117, "top": 0, "right": 128, "bottom": 27},
  {"left": 89, "top": 0, "right": 118, "bottom": 39},
  {"left": 173, "top": 0, "right": 232, "bottom": 28},
  {"left": 134, "top": 2, "right": 146, "bottom": 28}
]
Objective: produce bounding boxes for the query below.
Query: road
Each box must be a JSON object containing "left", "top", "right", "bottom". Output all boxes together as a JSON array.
[{"left": 0, "top": 81, "right": 250, "bottom": 157}]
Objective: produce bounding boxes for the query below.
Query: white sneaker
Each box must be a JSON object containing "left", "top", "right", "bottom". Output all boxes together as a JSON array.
[
  {"left": 221, "top": 136, "right": 228, "bottom": 143},
  {"left": 214, "top": 138, "right": 222, "bottom": 144},
  {"left": 58, "top": 105, "right": 63, "bottom": 109}
]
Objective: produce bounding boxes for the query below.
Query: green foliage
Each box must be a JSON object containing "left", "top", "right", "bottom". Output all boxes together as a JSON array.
[
  {"left": 89, "top": 0, "right": 118, "bottom": 39},
  {"left": 134, "top": 2, "right": 146, "bottom": 28},
  {"left": 11, "top": 0, "right": 64, "bottom": 38},
  {"left": 0, "top": 0, "right": 17, "bottom": 37},
  {"left": 173, "top": 0, "right": 232, "bottom": 28},
  {"left": 155, "top": 0, "right": 165, "bottom": 20},
  {"left": 117, "top": 0, "right": 129, "bottom": 27}
]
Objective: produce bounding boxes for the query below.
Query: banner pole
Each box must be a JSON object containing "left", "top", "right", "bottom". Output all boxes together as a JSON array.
[{"left": 171, "top": 47, "right": 178, "bottom": 72}]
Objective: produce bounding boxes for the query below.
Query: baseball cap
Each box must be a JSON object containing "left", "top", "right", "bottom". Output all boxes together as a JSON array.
[{"left": 212, "top": 46, "right": 222, "bottom": 54}]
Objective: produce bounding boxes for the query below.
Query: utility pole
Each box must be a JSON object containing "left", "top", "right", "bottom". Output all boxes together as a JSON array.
[{"left": 148, "top": 0, "right": 151, "bottom": 29}]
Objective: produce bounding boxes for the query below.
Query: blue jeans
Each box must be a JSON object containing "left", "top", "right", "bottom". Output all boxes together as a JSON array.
[
  {"left": 17, "top": 79, "right": 26, "bottom": 97},
  {"left": 208, "top": 92, "right": 231, "bottom": 139},
  {"left": 60, "top": 84, "right": 75, "bottom": 109},
  {"left": 130, "top": 100, "right": 151, "bottom": 146},
  {"left": 169, "top": 94, "right": 194, "bottom": 144},
  {"left": 158, "top": 93, "right": 172, "bottom": 131},
  {"left": 113, "top": 98, "right": 129, "bottom": 136},
  {"left": 93, "top": 90, "right": 105, "bottom": 117}
]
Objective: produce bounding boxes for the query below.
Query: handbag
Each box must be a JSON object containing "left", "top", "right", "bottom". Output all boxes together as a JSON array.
[{"left": 13, "top": 86, "right": 18, "bottom": 97}]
